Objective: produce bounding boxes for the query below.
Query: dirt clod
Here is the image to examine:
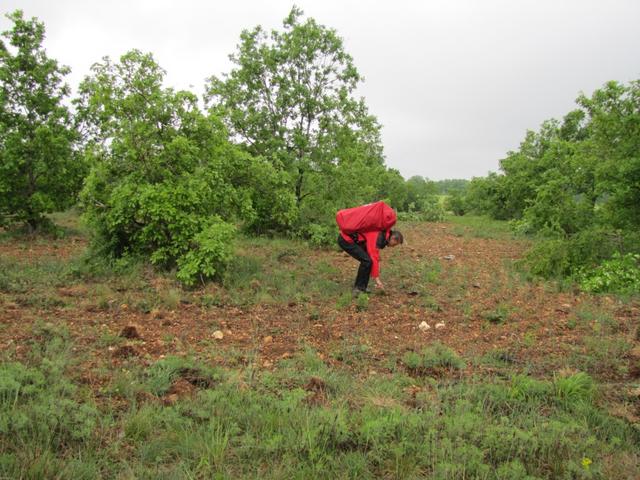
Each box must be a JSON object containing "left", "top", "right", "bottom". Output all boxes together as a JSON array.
[
  {"left": 304, "top": 376, "right": 327, "bottom": 405},
  {"left": 119, "top": 325, "right": 141, "bottom": 339},
  {"left": 113, "top": 344, "right": 138, "bottom": 358}
]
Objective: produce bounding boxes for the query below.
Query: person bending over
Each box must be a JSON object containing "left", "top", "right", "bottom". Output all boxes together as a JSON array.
[{"left": 337, "top": 228, "right": 403, "bottom": 296}]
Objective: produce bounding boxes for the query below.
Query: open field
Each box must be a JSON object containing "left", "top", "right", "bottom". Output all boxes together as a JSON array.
[{"left": 1, "top": 214, "right": 639, "bottom": 479}]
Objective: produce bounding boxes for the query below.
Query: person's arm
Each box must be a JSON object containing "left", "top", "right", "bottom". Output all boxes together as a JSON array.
[{"left": 362, "top": 231, "right": 381, "bottom": 278}]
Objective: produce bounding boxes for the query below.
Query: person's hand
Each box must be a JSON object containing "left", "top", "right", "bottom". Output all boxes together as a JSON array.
[{"left": 375, "top": 277, "right": 385, "bottom": 290}]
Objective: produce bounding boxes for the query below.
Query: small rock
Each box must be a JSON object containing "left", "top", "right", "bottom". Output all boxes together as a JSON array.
[
  {"left": 443, "top": 255, "right": 455, "bottom": 261},
  {"left": 418, "top": 321, "right": 431, "bottom": 332},
  {"left": 213, "top": 330, "right": 224, "bottom": 340},
  {"left": 263, "top": 335, "right": 273, "bottom": 344},
  {"left": 435, "top": 322, "right": 445, "bottom": 329},
  {"left": 472, "top": 283, "right": 481, "bottom": 289}
]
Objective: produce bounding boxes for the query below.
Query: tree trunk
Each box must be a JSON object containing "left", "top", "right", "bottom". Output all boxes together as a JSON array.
[{"left": 295, "top": 168, "right": 304, "bottom": 206}]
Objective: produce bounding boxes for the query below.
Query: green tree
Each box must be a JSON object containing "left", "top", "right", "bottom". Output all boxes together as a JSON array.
[
  {"left": 378, "top": 168, "right": 408, "bottom": 210},
  {"left": 445, "top": 189, "right": 466, "bottom": 216},
  {"left": 76, "top": 50, "right": 293, "bottom": 283},
  {"left": 462, "top": 173, "right": 506, "bottom": 218},
  {"left": 0, "top": 10, "right": 83, "bottom": 230},
  {"left": 433, "top": 178, "right": 469, "bottom": 195},
  {"left": 206, "top": 7, "right": 390, "bottom": 233},
  {"left": 578, "top": 80, "right": 640, "bottom": 230},
  {"left": 470, "top": 78, "right": 640, "bottom": 287},
  {"left": 404, "top": 175, "right": 438, "bottom": 211}
]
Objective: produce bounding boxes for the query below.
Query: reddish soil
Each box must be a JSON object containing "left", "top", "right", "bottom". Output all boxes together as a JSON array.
[
  {"left": 1, "top": 222, "right": 639, "bottom": 391},
  {"left": 0, "top": 234, "right": 86, "bottom": 261}
]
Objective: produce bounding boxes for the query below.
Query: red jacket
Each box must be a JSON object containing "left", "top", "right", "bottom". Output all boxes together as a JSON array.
[{"left": 340, "top": 230, "right": 390, "bottom": 278}]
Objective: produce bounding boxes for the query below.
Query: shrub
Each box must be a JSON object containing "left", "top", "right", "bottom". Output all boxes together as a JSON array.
[
  {"left": 176, "top": 219, "right": 236, "bottom": 286},
  {"left": 0, "top": 360, "right": 98, "bottom": 450},
  {"left": 522, "top": 227, "right": 639, "bottom": 279},
  {"left": 403, "top": 343, "right": 464, "bottom": 374},
  {"left": 418, "top": 196, "right": 446, "bottom": 221},
  {"left": 75, "top": 50, "right": 293, "bottom": 283},
  {"left": 578, "top": 253, "right": 640, "bottom": 294},
  {"left": 303, "top": 223, "right": 337, "bottom": 248},
  {"left": 444, "top": 191, "right": 466, "bottom": 216}
]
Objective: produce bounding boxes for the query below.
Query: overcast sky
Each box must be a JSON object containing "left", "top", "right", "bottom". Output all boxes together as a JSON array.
[{"left": 2, "top": 1, "right": 639, "bottom": 180}]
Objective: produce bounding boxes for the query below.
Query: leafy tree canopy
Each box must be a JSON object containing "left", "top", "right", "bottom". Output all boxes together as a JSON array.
[
  {"left": 0, "top": 10, "right": 84, "bottom": 230},
  {"left": 206, "top": 7, "right": 398, "bottom": 237},
  {"left": 76, "top": 50, "right": 294, "bottom": 283}
]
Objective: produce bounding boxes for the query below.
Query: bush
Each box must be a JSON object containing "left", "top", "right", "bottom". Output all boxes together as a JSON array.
[
  {"left": 176, "top": 219, "right": 236, "bottom": 286},
  {"left": 417, "top": 196, "right": 446, "bottom": 221},
  {"left": 578, "top": 253, "right": 640, "bottom": 294},
  {"left": 522, "top": 227, "right": 640, "bottom": 279},
  {"left": 303, "top": 223, "right": 337, "bottom": 248},
  {"left": 445, "top": 191, "right": 466, "bottom": 216},
  {"left": 76, "top": 51, "right": 295, "bottom": 283},
  {"left": 0, "top": 362, "right": 96, "bottom": 445}
]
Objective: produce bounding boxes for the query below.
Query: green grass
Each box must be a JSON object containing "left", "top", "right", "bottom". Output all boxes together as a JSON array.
[
  {"left": 446, "top": 214, "right": 518, "bottom": 240},
  {"left": 481, "top": 303, "right": 514, "bottom": 324},
  {"left": 0, "top": 256, "right": 69, "bottom": 294},
  {"left": 220, "top": 236, "right": 344, "bottom": 306},
  {"left": 402, "top": 343, "right": 465, "bottom": 375},
  {"left": 1, "top": 330, "right": 639, "bottom": 479}
]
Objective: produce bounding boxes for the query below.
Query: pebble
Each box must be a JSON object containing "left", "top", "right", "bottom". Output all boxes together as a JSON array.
[
  {"left": 213, "top": 330, "right": 224, "bottom": 340},
  {"left": 419, "top": 321, "right": 431, "bottom": 332}
]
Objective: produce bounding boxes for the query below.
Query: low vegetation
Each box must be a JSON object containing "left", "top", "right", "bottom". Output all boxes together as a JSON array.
[{"left": 1, "top": 214, "right": 638, "bottom": 478}]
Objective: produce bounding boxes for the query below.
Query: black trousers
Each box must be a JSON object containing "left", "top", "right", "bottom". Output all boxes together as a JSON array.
[{"left": 338, "top": 235, "right": 372, "bottom": 291}]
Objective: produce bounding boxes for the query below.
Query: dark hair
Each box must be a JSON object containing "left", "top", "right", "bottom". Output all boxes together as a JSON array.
[{"left": 390, "top": 230, "right": 403, "bottom": 244}]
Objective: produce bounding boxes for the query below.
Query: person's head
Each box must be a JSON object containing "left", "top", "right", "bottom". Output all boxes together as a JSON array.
[{"left": 388, "top": 230, "right": 403, "bottom": 247}]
